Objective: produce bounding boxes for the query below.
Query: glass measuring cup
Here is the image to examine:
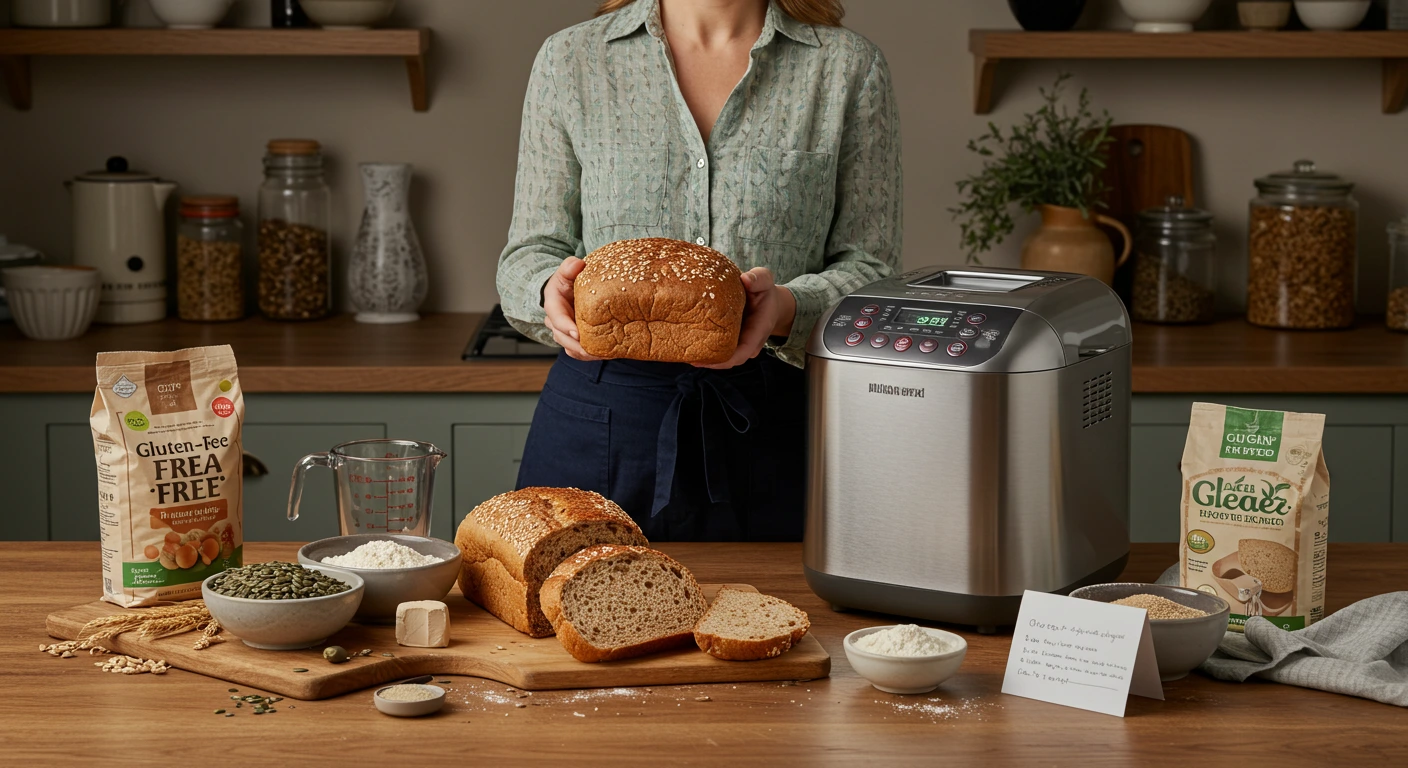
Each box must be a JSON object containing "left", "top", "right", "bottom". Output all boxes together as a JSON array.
[{"left": 288, "top": 439, "right": 446, "bottom": 537}]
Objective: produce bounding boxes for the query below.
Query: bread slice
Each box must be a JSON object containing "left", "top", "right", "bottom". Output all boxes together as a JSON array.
[
  {"left": 540, "top": 544, "right": 707, "bottom": 663},
  {"left": 693, "top": 587, "right": 810, "bottom": 661},
  {"left": 1238, "top": 538, "right": 1297, "bottom": 594},
  {"left": 455, "top": 488, "right": 647, "bottom": 637}
]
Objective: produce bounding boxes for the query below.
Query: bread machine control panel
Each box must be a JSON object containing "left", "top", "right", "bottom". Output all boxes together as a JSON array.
[{"left": 820, "top": 296, "right": 1022, "bottom": 366}]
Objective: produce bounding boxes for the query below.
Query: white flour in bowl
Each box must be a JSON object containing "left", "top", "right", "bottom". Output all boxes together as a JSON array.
[
  {"left": 322, "top": 540, "right": 444, "bottom": 569},
  {"left": 853, "top": 625, "right": 957, "bottom": 657}
]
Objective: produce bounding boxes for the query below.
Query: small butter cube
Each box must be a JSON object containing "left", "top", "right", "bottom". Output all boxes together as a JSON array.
[{"left": 396, "top": 600, "right": 450, "bottom": 648}]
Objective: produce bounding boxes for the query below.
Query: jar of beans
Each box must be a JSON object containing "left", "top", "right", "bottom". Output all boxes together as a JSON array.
[
  {"left": 177, "top": 196, "right": 245, "bottom": 322},
  {"left": 1388, "top": 218, "right": 1408, "bottom": 332},
  {"left": 1131, "top": 196, "right": 1217, "bottom": 324},
  {"left": 1247, "top": 160, "right": 1358, "bottom": 329},
  {"left": 258, "top": 139, "right": 332, "bottom": 320}
]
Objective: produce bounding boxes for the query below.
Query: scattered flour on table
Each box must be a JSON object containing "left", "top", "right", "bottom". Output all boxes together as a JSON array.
[
  {"left": 853, "top": 624, "right": 957, "bottom": 656},
  {"left": 321, "top": 540, "right": 444, "bottom": 569},
  {"left": 877, "top": 697, "right": 998, "bottom": 722}
]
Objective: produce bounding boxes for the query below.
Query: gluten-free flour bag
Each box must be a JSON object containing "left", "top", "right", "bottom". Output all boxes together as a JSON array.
[
  {"left": 91, "top": 345, "right": 244, "bottom": 607},
  {"left": 1180, "top": 403, "right": 1328, "bottom": 632}
]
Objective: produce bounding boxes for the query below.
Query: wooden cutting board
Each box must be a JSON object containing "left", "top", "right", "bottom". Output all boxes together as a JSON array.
[
  {"left": 46, "top": 584, "right": 830, "bottom": 700},
  {"left": 1098, "top": 124, "right": 1196, "bottom": 302}
]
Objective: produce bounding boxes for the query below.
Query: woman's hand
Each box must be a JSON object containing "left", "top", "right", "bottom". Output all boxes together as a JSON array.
[
  {"left": 542, "top": 257, "right": 602, "bottom": 362},
  {"left": 699, "top": 268, "right": 796, "bottom": 370}
]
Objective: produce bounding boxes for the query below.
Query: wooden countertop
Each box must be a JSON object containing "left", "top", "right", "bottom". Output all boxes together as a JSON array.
[
  {"left": 5, "top": 542, "right": 1405, "bottom": 765},
  {"left": 2, "top": 313, "right": 1407, "bottom": 394}
]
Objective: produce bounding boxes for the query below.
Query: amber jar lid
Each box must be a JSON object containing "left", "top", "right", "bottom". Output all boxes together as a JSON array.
[
  {"left": 266, "top": 139, "right": 322, "bottom": 156},
  {"left": 180, "top": 195, "right": 240, "bottom": 219}
]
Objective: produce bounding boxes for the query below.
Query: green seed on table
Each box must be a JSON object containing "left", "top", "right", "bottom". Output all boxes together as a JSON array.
[
  {"left": 381, "top": 652, "right": 394, "bottom": 657},
  {"left": 214, "top": 709, "right": 225, "bottom": 714},
  {"left": 225, "top": 713, "right": 234, "bottom": 718},
  {"left": 228, "top": 688, "right": 238, "bottom": 693},
  {"left": 293, "top": 668, "right": 308, "bottom": 673},
  {"left": 323, "top": 646, "right": 350, "bottom": 664}
]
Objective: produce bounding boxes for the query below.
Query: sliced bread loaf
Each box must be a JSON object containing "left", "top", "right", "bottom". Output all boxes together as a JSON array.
[
  {"left": 540, "top": 544, "right": 707, "bottom": 663},
  {"left": 694, "top": 587, "right": 810, "bottom": 661}
]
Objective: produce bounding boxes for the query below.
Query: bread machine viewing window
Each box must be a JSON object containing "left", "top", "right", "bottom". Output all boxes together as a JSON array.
[{"left": 911, "top": 271, "right": 1042, "bottom": 293}]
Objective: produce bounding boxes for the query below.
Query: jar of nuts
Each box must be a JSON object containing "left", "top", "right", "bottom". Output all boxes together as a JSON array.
[
  {"left": 177, "top": 196, "right": 245, "bottom": 322},
  {"left": 1388, "top": 218, "right": 1408, "bottom": 332},
  {"left": 1247, "top": 160, "right": 1358, "bottom": 329},
  {"left": 1132, "top": 196, "right": 1217, "bottom": 324},
  {"left": 258, "top": 139, "right": 332, "bottom": 320}
]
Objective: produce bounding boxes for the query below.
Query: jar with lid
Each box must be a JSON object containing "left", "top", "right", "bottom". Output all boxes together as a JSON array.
[
  {"left": 258, "top": 139, "right": 332, "bottom": 320},
  {"left": 1247, "top": 159, "right": 1358, "bottom": 329},
  {"left": 1132, "top": 196, "right": 1217, "bottom": 324},
  {"left": 177, "top": 196, "right": 245, "bottom": 322},
  {"left": 1388, "top": 219, "right": 1408, "bottom": 331}
]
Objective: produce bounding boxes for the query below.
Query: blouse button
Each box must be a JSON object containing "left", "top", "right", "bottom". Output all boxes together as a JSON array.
[
  {"left": 696, "top": 237, "right": 706, "bottom": 246},
  {"left": 696, "top": 158, "right": 706, "bottom": 169}
]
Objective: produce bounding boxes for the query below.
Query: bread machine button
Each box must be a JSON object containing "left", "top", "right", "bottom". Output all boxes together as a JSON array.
[
  {"left": 870, "top": 334, "right": 889, "bottom": 348},
  {"left": 861, "top": 304, "right": 880, "bottom": 315},
  {"left": 947, "top": 341, "right": 968, "bottom": 356},
  {"left": 853, "top": 316, "right": 873, "bottom": 329},
  {"left": 893, "top": 336, "right": 913, "bottom": 352},
  {"left": 966, "top": 313, "right": 986, "bottom": 325},
  {"left": 845, "top": 331, "right": 864, "bottom": 346},
  {"left": 919, "top": 339, "right": 939, "bottom": 353},
  {"left": 958, "top": 327, "right": 977, "bottom": 339}
]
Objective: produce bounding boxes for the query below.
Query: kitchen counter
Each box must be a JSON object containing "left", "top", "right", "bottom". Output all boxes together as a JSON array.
[
  {"left": 4, "top": 541, "right": 1405, "bottom": 765},
  {"left": 3, "top": 314, "right": 1408, "bottom": 394}
]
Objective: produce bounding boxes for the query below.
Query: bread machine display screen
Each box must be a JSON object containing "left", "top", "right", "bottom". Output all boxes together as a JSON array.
[{"left": 892, "top": 308, "right": 952, "bottom": 328}]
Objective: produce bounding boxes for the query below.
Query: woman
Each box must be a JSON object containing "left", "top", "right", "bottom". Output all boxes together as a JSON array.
[{"left": 497, "top": 0, "right": 901, "bottom": 541}]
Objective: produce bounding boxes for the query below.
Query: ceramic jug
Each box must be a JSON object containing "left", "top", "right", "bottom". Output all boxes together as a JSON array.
[
  {"left": 1020, "top": 204, "right": 1131, "bottom": 286},
  {"left": 348, "top": 163, "right": 428, "bottom": 324},
  {"left": 68, "top": 157, "right": 177, "bottom": 324}
]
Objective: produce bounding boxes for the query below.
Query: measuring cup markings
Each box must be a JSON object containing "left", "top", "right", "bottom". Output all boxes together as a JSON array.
[{"left": 287, "top": 440, "right": 446, "bottom": 536}]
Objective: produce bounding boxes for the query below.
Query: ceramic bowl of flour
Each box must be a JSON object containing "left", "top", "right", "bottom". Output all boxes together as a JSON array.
[
  {"left": 299, "top": 534, "right": 461, "bottom": 624},
  {"left": 844, "top": 625, "right": 968, "bottom": 694}
]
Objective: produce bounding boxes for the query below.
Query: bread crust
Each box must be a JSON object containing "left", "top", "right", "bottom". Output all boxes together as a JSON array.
[
  {"left": 693, "top": 587, "right": 811, "bottom": 661},
  {"left": 455, "top": 488, "right": 646, "bottom": 638},
  {"left": 541, "top": 544, "right": 705, "bottom": 663},
  {"left": 575, "top": 238, "right": 746, "bottom": 364}
]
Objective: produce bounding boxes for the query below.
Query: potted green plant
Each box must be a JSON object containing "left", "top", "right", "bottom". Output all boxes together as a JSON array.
[{"left": 950, "top": 74, "right": 1129, "bottom": 285}]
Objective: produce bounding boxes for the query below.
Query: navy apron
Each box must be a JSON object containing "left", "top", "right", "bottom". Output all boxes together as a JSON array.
[{"left": 515, "top": 350, "right": 807, "bottom": 541}]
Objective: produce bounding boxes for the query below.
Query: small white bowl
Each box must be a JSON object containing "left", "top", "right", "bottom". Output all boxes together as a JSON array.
[
  {"left": 843, "top": 626, "right": 968, "bottom": 695},
  {"left": 202, "top": 565, "right": 364, "bottom": 650},
  {"left": 298, "top": 534, "right": 462, "bottom": 625},
  {"left": 2, "top": 266, "right": 100, "bottom": 341},
  {"left": 1119, "top": 0, "right": 1213, "bottom": 32},
  {"left": 300, "top": 0, "right": 397, "bottom": 30},
  {"left": 374, "top": 684, "right": 446, "bottom": 717},
  {"left": 1294, "top": 0, "right": 1371, "bottom": 30},
  {"left": 148, "top": 0, "right": 235, "bottom": 30}
]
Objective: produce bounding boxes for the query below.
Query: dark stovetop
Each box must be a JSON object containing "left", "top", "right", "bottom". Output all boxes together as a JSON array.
[{"left": 462, "top": 305, "right": 558, "bottom": 360}]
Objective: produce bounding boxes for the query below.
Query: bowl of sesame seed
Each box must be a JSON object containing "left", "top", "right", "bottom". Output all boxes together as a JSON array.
[{"left": 1071, "top": 582, "right": 1230, "bottom": 681}]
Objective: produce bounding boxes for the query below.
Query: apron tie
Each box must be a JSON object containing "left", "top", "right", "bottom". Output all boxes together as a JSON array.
[{"left": 652, "top": 369, "right": 756, "bottom": 517}]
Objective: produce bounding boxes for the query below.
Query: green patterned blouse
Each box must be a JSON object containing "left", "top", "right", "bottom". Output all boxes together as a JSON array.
[{"left": 496, "top": 0, "right": 902, "bottom": 367}]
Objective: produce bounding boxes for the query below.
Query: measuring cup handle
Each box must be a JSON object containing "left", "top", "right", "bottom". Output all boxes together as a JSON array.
[{"left": 288, "top": 452, "right": 333, "bottom": 522}]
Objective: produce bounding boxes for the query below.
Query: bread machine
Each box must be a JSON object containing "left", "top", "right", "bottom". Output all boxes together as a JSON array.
[{"left": 804, "top": 266, "right": 1131, "bottom": 631}]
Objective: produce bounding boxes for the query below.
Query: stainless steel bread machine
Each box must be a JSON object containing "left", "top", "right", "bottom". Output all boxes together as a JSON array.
[{"left": 804, "top": 266, "right": 1131, "bottom": 632}]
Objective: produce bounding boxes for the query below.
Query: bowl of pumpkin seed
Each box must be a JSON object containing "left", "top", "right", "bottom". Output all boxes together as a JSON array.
[{"left": 202, "top": 561, "right": 364, "bottom": 650}]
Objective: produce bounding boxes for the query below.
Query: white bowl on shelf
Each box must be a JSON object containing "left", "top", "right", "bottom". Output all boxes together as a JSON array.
[
  {"left": 147, "top": 0, "right": 235, "bottom": 30},
  {"left": 12, "top": 0, "right": 112, "bottom": 28},
  {"left": 1, "top": 266, "right": 100, "bottom": 341},
  {"left": 1294, "top": 0, "right": 1371, "bottom": 30},
  {"left": 1119, "top": 0, "right": 1214, "bottom": 32},
  {"left": 300, "top": 0, "right": 398, "bottom": 30}
]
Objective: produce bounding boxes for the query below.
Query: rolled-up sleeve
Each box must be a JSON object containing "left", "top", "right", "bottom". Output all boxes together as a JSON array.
[
  {"left": 772, "top": 48, "right": 902, "bottom": 366},
  {"left": 495, "top": 36, "right": 582, "bottom": 347}
]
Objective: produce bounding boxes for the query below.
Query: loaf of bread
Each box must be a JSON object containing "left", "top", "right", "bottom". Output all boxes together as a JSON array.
[
  {"left": 575, "top": 238, "right": 746, "bottom": 364},
  {"left": 693, "top": 587, "right": 811, "bottom": 661},
  {"left": 455, "top": 488, "right": 647, "bottom": 637},
  {"left": 540, "top": 544, "right": 708, "bottom": 663}
]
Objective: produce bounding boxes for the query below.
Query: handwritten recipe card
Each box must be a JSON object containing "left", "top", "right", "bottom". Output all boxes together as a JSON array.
[{"left": 1001, "top": 590, "right": 1164, "bottom": 717}]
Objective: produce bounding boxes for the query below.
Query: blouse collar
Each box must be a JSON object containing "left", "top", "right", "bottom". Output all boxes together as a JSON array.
[{"left": 604, "top": 0, "right": 821, "bottom": 48}]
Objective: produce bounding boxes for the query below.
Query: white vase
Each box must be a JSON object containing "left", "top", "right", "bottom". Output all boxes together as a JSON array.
[{"left": 348, "top": 163, "right": 428, "bottom": 324}]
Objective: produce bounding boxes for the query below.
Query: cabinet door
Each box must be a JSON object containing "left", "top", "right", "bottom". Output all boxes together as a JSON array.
[
  {"left": 242, "top": 424, "right": 385, "bottom": 542},
  {"left": 453, "top": 424, "right": 531, "bottom": 529},
  {"left": 1322, "top": 426, "right": 1391, "bottom": 542},
  {"left": 1129, "top": 426, "right": 1186, "bottom": 543},
  {"left": 47, "top": 425, "right": 104, "bottom": 541}
]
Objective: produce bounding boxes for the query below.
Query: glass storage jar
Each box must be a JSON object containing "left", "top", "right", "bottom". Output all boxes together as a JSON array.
[
  {"left": 258, "top": 139, "right": 332, "bottom": 320},
  {"left": 1132, "top": 195, "right": 1217, "bottom": 324},
  {"left": 177, "top": 196, "right": 244, "bottom": 322},
  {"left": 1388, "top": 218, "right": 1408, "bottom": 332},
  {"left": 1247, "top": 159, "right": 1358, "bottom": 329}
]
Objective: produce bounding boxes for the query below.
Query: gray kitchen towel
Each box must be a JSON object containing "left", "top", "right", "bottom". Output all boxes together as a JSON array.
[{"left": 1156, "top": 563, "right": 1408, "bottom": 706}]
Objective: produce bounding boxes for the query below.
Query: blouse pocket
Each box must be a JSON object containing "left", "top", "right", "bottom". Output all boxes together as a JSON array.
[
  {"left": 737, "top": 146, "right": 834, "bottom": 249},
  {"left": 581, "top": 146, "right": 668, "bottom": 233}
]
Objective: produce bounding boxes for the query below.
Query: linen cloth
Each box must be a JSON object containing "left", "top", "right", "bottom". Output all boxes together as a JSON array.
[
  {"left": 496, "top": 0, "right": 903, "bottom": 367},
  {"left": 1157, "top": 564, "right": 1408, "bottom": 706}
]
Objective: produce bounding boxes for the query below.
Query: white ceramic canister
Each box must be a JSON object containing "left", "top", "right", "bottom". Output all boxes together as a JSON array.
[
  {"left": 68, "top": 158, "right": 177, "bottom": 324},
  {"left": 348, "top": 163, "right": 428, "bottom": 324}
]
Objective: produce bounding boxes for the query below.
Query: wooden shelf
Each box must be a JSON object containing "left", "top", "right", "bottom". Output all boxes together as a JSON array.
[
  {"left": 970, "top": 30, "right": 1408, "bottom": 115},
  {"left": 0, "top": 28, "right": 432, "bottom": 111}
]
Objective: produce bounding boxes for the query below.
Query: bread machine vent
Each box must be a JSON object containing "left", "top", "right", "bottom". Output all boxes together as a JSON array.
[{"left": 1082, "top": 371, "right": 1113, "bottom": 428}]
